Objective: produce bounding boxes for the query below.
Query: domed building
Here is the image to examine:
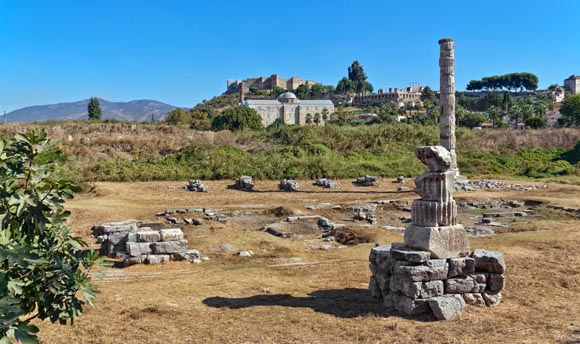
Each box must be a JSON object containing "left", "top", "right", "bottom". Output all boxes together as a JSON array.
[{"left": 241, "top": 91, "right": 334, "bottom": 126}]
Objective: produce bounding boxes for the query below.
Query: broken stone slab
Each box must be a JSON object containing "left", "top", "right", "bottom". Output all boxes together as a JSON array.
[
  {"left": 463, "top": 293, "right": 486, "bottom": 307},
  {"left": 150, "top": 240, "right": 188, "bottom": 254},
  {"left": 279, "top": 179, "right": 299, "bottom": 192},
  {"left": 404, "top": 224, "right": 470, "bottom": 259},
  {"left": 487, "top": 274, "right": 505, "bottom": 291},
  {"left": 392, "top": 293, "right": 430, "bottom": 316},
  {"left": 126, "top": 242, "right": 152, "bottom": 257},
  {"left": 447, "top": 257, "right": 475, "bottom": 278},
  {"left": 262, "top": 223, "right": 290, "bottom": 238},
  {"left": 394, "top": 259, "right": 448, "bottom": 282},
  {"left": 237, "top": 250, "right": 254, "bottom": 257},
  {"left": 145, "top": 254, "right": 170, "bottom": 264},
  {"left": 383, "top": 225, "right": 406, "bottom": 232},
  {"left": 171, "top": 249, "right": 201, "bottom": 263},
  {"left": 482, "top": 291, "right": 502, "bottom": 306},
  {"left": 160, "top": 228, "right": 184, "bottom": 242},
  {"left": 428, "top": 294, "right": 466, "bottom": 321},
  {"left": 390, "top": 243, "right": 431, "bottom": 263},
  {"left": 471, "top": 249, "right": 506, "bottom": 274}
]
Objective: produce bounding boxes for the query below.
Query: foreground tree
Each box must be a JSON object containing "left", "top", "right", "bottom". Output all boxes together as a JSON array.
[
  {"left": 560, "top": 94, "right": 580, "bottom": 126},
  {"left": 0, "top": 130, "right": 105, "bottom": 343},
  {"left": 87, "top": 97, "right": 102, "bottom": 120},
  {"left": 211, "top": 107, "right": 263, "bottom": 131}
]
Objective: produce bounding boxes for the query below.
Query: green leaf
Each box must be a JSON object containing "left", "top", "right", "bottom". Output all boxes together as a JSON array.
[{"left": 12, "top": 322, "right": 39, "bottom": 344}]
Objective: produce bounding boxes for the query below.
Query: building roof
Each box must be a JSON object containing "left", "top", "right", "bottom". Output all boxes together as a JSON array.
[
  {"left": 277, "top": 92, "right": 298, "bottom": 100},
  {"left": 567, "top": 74, "right": 580, "bottom": 80},
  {"left": 244, "top": 99, "right": 281, "bottom": 105},
  {"left": 299, "top": 100, "right": 334, "bottom": 105}
]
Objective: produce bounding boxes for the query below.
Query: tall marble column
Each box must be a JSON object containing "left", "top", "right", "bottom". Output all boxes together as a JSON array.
[{"left": 438, "top": 38, "right": 458, "bottom": 173}]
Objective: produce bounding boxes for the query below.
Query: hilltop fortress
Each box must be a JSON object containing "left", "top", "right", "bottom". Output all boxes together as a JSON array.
[{"left": 226, "top": 74, "right": 319, "bottom": 94}]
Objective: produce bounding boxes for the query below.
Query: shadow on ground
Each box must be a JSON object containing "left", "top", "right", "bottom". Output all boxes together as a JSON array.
[{"left": 203, "top": 288, "right": 391, "bottom": 319}]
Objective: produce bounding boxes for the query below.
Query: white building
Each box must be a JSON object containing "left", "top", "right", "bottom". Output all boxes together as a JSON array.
[{"left": 241, "top": 92, "right": 334, "bottom": 126}]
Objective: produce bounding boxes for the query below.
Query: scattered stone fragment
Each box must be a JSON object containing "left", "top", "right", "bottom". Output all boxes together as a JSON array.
[
  {"left": 279, "top": 179, "right": 299, "bottom": 192},
  {"left": 186, "top": 179, "right": 208, "bottom": 192},
  {"left": 462, "top": 293, "right": 486, "bottom": 307},
  {"left": 314, "top": 178, "right": 337, "bottom": 188},
  {"left": 482, "top": 291, "right": 502, "bottom": 306},
  {"left": 238, "top": 250, "right": 254, "bottom": 257},
  {"left": 396, "top": 176, "right": 405, "bottom": 183}
]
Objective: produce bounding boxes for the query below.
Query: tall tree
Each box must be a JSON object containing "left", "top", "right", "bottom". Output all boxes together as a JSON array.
[
  {"left": 420, "top": 86, "right": 436, "bottom": 102},
  {"left": 347, "top": 60, "right": 368, "bottom": 94},
  {"left": 336, "top": 77, "right": 355, "bottom": 94},
  {"left": 87, "top": 97, "right": 102, "bottom": 120}
]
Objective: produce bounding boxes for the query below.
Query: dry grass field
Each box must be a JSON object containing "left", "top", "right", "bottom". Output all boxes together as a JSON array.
[{"left": 34, "top": 178, "right": 580, "bottom": 344}]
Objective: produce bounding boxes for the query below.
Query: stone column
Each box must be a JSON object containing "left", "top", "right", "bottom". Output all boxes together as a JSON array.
[{"left": 438, "top": 38, "right": 458, "bottom": 173}]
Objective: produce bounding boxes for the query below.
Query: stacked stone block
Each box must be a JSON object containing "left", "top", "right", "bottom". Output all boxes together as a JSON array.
[
  {"left": 354, "top": 175, "right": 379, "bottom": 187},
  {"left": 92, "top": 221, "right": 200, "bottom": 267},
  {"left": 234, "top": 176, "right": 254, "bottom": 191},
  {"left": 369, "top": 245, "right": 505, "bottom": 320}
]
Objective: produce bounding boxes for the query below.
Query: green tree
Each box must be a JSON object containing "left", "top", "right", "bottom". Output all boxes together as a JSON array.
[
  {"left": 314, "top": 113, "right": 321, "bottom": 126},
  {"left": 347, "top": 60, "right": 368, "bottom": 94},
  {"left": 271, "top": 86, "right": 286, "bottom": 97},
  {"left": 460, "top": 112, "right": 488, "bottom": 128},
  {"left": 305, "top": 113, "right": 313, "bottom": 125},
  {"left": 0, "top": 130, "right": 105, "bottom": 343},
  {"left": 87, "top": 97, "right": 101, "bottom": 120},
  {"left": 363, "top": 81, "right": 373, "bottom": 94},
  {"left": 336, "top": 77, "right": 355, "bottom": 94},
  {"left": 321, "top": 108, "right": 329, "bottom": 123},
  {"left": 487, "top": 105, "right": 502, "bottom": 128},
  {"left": 164, "top": 108, "right": 190, "bottom": 125},
  {"left": 560, "top": 94, "right": 580, "bottom": 126},
  {"left": 525, "top": 116, "right": 547, "bottom": 129},
  {"left": 295, "top": 84, "right": 311, "bottom": 99},
  {"left": 420, "top": 86, "right": 436, "bottom": 102},
  {"left": 211, "top": 107, "right": 263, "bottom": 131}
]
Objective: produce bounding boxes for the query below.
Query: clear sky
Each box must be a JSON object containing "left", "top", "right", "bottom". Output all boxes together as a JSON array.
[{"left": 1, "top": 0, "right": 579, "bottom": 112}]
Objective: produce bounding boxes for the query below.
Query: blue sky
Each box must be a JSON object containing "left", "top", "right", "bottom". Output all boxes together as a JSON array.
[{"left": 1, "top": 0, "right": 579, "bottom": 111}]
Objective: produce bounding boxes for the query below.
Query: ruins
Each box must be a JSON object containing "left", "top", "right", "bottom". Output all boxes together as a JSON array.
[{"left": 368, "top": 38, "right": 506, "bottom": 320}]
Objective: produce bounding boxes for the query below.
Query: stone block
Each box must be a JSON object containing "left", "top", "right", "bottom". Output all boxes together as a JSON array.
[
  {"left": 126, "top": 232, "right": 137, "bottom": 243},
  {"left": 487, "top": 274, "right": 505, "bottom": 291},
  {"left": 404, "top": 224, "right": 470, "bottom": 259},
  {"left": 107, "top": 231, "right": 128, "bottom": 245},
  {"left": 445, "top": 276, "right": 476, "bottom": 293},
  {"left": 126, "top": 242, "right": 152, "bottom": 257},
  {"left": 390, "top": 245, "right": 431, "bottom": 263},
  {"left": 447, "top": 257, "right": 475, "bottom": 278},
  {"left": 395, "top": 259, "right": 448, "bottom": 282},
  {"left": 151, "top": 240, "right": 188, "bottom": 254},
  {"left": 171, "top": 249, "right": 201, "bottom": 264},
  {"left": 123, "top": 255, "right": 146, "bottom": 267},
  {"left": 393, "top": 293, "right": 430, "bottom": 316},
  {"left": 401, "top": 280, "right": 444, "bottom": 299},
  {"left": 145, "top": 254, "right": 170, "bottom": 264},
  {"left": 428, "top": 294, "right": 466, "bottom": 321},
  {"left": 160, "top": 228, "right": 184, "bottom": 242},
  {"left": 472, "top": 249, "right": 506, "bottom": 273},
  {"left": 482, "top": 291, "right": 502, "bottom": 306},
  {"left": 463, "top": 293, "right": 486, "bottom": 307},
  {"left": 369, "top": 276, "right": 382, "bottom": 299},
  {"left": 137, "top": 230, "right": 161, "bottom": 242}
]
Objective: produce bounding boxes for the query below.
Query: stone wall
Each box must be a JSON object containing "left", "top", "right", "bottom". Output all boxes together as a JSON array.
[{"left": 369, "top": 244, "right": 505, "bottom": 320}]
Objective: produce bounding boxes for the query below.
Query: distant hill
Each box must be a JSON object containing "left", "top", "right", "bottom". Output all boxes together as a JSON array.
[{"left": 6, "top": 98, "right": 181, "bottom": 123}]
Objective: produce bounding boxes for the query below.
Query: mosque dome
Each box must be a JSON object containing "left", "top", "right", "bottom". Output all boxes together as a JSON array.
[{"left": 277, "top": 92, "right": 299, "bottom": 103}]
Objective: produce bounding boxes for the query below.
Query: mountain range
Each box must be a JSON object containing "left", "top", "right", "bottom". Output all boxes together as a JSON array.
[{"left": 6, "top": 98, "right": 180, "bottom": 123}]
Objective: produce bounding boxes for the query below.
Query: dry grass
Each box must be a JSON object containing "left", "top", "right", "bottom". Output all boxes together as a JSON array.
[{"left": 27, "top": 177, "right": 580, "bottom": 343}]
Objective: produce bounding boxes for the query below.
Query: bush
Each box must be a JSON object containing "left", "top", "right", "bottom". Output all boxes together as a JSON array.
[{"left": 211, "top": 107, "right": 263, "bottom": 131}]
